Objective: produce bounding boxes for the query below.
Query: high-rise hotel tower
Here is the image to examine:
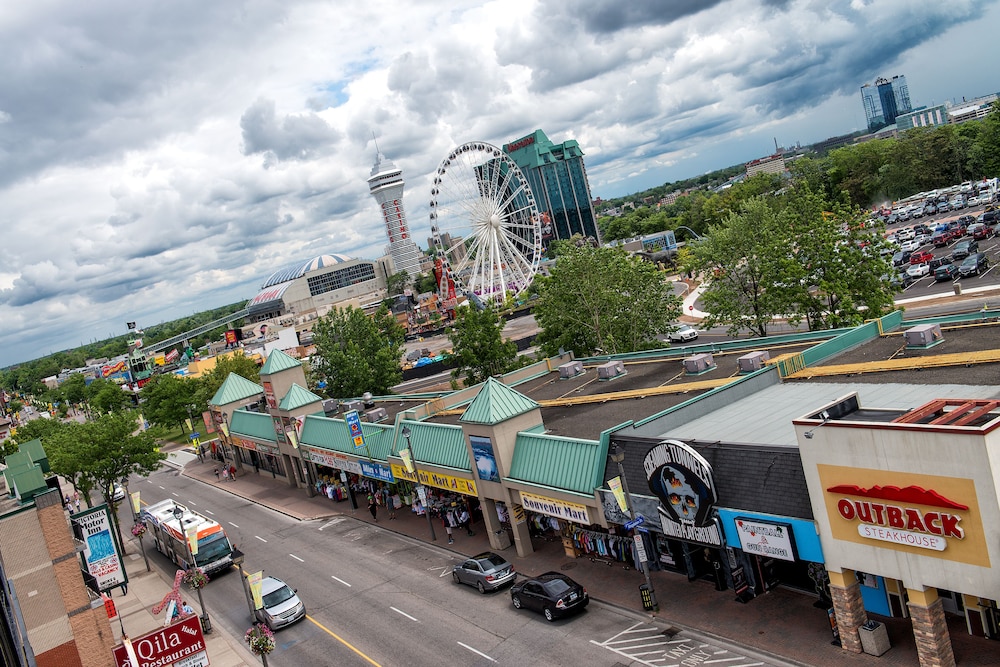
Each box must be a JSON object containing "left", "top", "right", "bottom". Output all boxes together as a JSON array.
[{"left": 367, "top": 151, "right": 422, "bottom": 278}]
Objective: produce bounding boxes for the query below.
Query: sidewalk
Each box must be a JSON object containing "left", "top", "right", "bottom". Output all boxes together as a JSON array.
[
  {"left": 111, "top": 524, "right": 255, "bottom": 666},
  {"left": 180, "top": 456, "right": 998, "bottom": 666}
]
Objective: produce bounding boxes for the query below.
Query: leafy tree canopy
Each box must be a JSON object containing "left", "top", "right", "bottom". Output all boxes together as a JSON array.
[
  {"left": 447, "top": 306, "right": 522, "bottom": 387},
  {"left": 533, "top": 244, "right": 682, "bottom": 357},
  {"left": 311, "top": 304, "right": 406, "bottom": 398}
]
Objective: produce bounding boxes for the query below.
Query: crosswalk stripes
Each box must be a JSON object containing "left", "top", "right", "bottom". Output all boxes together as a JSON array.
[{"left": 591, "top": 622, "right": 772, "bottom": 667}]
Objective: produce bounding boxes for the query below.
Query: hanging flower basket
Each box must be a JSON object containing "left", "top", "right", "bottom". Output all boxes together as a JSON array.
[
  {"left": 131, "top": 522, "right": 147, "bottom": 538},
  {"left": 183, "top": 567, "right": 209, "bottom": 590},
  {"left": 244, "top": 623, "right": 275, "bottom": 656}
]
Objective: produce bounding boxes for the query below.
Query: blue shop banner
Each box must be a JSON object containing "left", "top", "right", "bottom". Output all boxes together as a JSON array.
[
  {"left": 360, "top": 460, "right": 395, "bottom": 483},
  {"left": 717, "top": 508, "right": 824, "bottom": 563}
]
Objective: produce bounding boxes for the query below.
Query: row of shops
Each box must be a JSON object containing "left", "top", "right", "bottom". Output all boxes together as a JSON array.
[{"left": 207, "top": 347, "right": 1000, "bottom": 666}]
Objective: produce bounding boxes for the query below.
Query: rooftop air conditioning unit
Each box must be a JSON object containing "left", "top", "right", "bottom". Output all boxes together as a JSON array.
[
  {"left": 737, "top": 350, "right": 770, "bottom": 373},
  {"left": 683, "top": 353, "right": 715, "bottom": 375},
  {"left": 903, "top": 323, "right": 943, "bottom": 348},
  {"left": 596, "top": 360, "right": 625, "bottom": 380},
  {"left": 341, "top": 400, "right": 363, "bottom": 413},
  {"left": 558, "top": 360, "right": 584, "bottom": 379},
  {"left": 364, "top": 407, "right": 388, "bottom": 423}
]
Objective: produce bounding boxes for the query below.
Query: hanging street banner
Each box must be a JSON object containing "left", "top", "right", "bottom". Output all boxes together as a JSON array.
[
  {"left": 344, "top": 410, "right": 366, "bottom": 449},
  {"left": 608, "top": 476, "right": 628, "bottom": 513}
]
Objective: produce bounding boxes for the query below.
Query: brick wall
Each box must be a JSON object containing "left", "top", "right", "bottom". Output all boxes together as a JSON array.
[{"left": 908, "top": 598, "right": 956, "bottom": 667}]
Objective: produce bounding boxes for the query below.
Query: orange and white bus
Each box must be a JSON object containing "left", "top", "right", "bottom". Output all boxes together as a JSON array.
[{"left": 141, "top": 499, "right": 235, "bottom": 577}]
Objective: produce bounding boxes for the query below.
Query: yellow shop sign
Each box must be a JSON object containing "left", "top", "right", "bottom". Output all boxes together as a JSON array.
[{"left": 390, "top": 464, "right": 477, "bottom": 495}]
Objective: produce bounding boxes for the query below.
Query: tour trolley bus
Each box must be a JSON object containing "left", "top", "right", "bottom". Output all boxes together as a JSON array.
[{"left": 141, "top": 499, "right": 235, "bottom": 577}]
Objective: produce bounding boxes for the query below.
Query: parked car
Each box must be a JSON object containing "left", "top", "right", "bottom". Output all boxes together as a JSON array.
[
  {"left": 950, "top": 197, "right": 966, "bottom": 210},
  {"left": 452, "top": 552, "right": 516, "bottom": 593},
  {"left": 931, "top": 231, "right": 951, "bottom": 247},
  {"left": 912, "top": 233, "right": 931, "bottom": 247},
  {"left": 906, "top": 263, "right": 930, "bottom": 278},
  {"left": 909, "top": 250, "right": 933, "bottom": 265},
  {"left": 112, "top": 484, "right": 126, "bottom": 502},
  {"left": 978, "top": 210, "right": 999, "bottom": 225},
  {"left": 889, "top": 271, "right": 915, "bottom": 290},
  {"left": 510, "top": 572, "right": 589, "bottom": 622},
  {"left": 968, "top": 223, "right": 990, "bottom": 240},
  {"left": 958, "top": 252, "right": 989, "bottom": 277},
  {"left": 892, "top": 250, "right": 912, "bottom": 266},
  {"left": 254, "top": 576, "right": 306, "bottom": 630},
  {"left": 899, "top": 239, "right": 921, "bottom": 253},
  {"left": 951, "top": 239, "right": 978, "bottom": 261},
  {"left": 934, "top": 263, "right": 960, "bottom": 282},
  {"left": 668, "top": 325, "right": 699, "bottom": 343},
  {"left": 923, "top": 202, "right": 938, "bottom": 216}
]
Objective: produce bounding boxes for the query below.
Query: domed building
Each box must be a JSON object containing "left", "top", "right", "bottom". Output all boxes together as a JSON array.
[{"left": 242, "top": 253, "right": 393, "bottom": 338}]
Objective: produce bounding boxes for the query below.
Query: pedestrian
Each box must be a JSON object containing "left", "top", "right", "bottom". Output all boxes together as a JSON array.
[
  {"left": 367, "top": 495, "right": 378, "bottom": 522},
  {"left": 443, "top": 512, "right": 455, "bottom": 544},
  {"left": 74, "top": 497, "right": 81, "bottom": 513},
  {"left": 459, "top": 507, "right": 475, "bottom": 536},
  {"left": 213, "top": 467, "right": 220, "bottom": 481},
  {"left": 181, "top": 600, "right": 195, "bottom": 617},
  {"left": 221, "top": 467, "right": 229, "bottom": 482},
  {"left": 65, "top": 496, "right": 74, "bottom": 514},
  {"left": 389, "top": 492, "right": 400, "bottom": 520},
  {"left": 229, "top": 464, "right": 236, "bottom": 481}
]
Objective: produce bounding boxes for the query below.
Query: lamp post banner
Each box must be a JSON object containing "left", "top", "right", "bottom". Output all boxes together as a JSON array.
[{"left": 112, "top": 616, "right": 208, "bottom": 667}]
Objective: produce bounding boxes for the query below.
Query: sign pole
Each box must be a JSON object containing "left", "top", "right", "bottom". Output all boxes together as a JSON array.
[{"left": 610, "top": 445, "right": 659, "bottom": 612}]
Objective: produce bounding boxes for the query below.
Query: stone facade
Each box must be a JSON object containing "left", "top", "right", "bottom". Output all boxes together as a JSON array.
[
  {"left": 908, "top": 597, "right": 956, "bottom": 667},
  {"left": 829, "top": 572, "right": 866, "bottom": 654}
]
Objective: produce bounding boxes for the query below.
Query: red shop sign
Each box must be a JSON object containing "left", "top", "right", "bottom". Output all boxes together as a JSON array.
[{"left": 113, "top": 616, "right": 208, "bottom": 667}]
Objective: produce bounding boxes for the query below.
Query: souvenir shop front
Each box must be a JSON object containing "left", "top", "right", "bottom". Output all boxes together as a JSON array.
[
  {"left": 508, "top": 488, "right": 606, "bottom": 558},
  {"left": 388, "top": 460, "right": 480, "bottom": 526},
  {"left": 302, "top": 446, "right": 363, "bottom": 507},
  {"left": 231, "top": 436, "right": 286, "bottom": 478}
]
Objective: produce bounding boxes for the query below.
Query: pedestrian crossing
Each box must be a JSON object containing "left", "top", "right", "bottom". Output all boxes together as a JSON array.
[{"left": 592, "top": 622, "right": 778, "bottom": 667}]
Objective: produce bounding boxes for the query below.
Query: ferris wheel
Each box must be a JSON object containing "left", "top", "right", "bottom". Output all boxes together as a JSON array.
[{"left": 429, "top": 142, "right": 542, "bottom": 306}]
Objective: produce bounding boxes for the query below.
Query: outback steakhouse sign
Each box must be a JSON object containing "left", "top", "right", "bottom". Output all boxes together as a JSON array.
[{"left": 817, "top": 464, "right": 989, "bottom": 567}]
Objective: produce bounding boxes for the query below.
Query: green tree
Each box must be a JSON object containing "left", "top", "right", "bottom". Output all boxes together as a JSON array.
[
  {"left": 415, "top": 272, "right": 439, "bottom": 295},
  {"left": 46, "top": 411, "right": 164, "bottom": 544},
  {"left": 533, "top": 245, "right": 682, "bottom": 357},
  {"left": 141, "top": 373, "right": 201, "bottom": 433},
  {"left": 312, "top": 305, "right": 406, "bottom": 398},
  {"left": 386, "top": 270, "right": 410, "bottom": 297},
  {"left": 448, "top": 306, "right": 521, "bottom": 386},
  {"left": 87, "top": 377, "right": 134, "bottom": 414},
  {"left": 61, "top": 373, "right": 89, "bottom": 405},
  {"left": 689, "top": 197, "right": 798, "bottom": 338}
]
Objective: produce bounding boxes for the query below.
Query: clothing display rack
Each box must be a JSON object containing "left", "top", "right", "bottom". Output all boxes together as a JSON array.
[{"left": 564, "top": 525, "right": 637, "bottom": 569}]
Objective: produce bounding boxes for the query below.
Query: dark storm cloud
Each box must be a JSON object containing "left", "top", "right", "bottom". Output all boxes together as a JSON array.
[
  {"left": 552, "top": 0, "right": 724, "bottom": 33},
  {"left": 240, "top": 98, "right": 341, "bottom": 162}
]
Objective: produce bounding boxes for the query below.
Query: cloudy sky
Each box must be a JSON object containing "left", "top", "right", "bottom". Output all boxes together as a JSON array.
[{"left": 2, "top": 0, "right": 999, "bottom": 368}]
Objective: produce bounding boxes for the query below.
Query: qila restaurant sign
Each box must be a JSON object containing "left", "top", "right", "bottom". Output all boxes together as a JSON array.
[{"left": 818, "top": 464, "right": 989, "bottom": 567}]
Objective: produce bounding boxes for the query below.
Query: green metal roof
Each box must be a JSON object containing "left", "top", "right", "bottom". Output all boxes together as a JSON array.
[
  {"left": 209, "top": 373, "right": 263, "bottom": 407},
  {"left": 19, "top": 439, "right": 50, "bottom": 474},
  {"left": 459, "top": 377, "right": 539, "bottom": 425},
  {"left": 260, "top": 349, "right": 302, "bottom": 376},
  {"left": 399, "top": 420, "right": 470, "bottom": 470},
  {"left": 506, "top": 432, "right": 604, "bottom": 496},
  {"left": 229, "top": 409, "right": 276, "bottom": 443},
  {"left": 278, "top": 384, "right": 323, "bottom": 411},
  {"left": 299, "top": 415, "right": 394, "bottom": 461}
]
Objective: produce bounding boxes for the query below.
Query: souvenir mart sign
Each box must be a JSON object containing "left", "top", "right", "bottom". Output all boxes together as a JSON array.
[
  {"left": 520, "top": 491, "right": 590, "bottom": 525},
  {"left": 390, "top": 464, "right": 477, "bottom": 495}
]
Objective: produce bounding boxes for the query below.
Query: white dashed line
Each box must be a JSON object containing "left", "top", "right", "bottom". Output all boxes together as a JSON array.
[
  {"left": 391, "top": 607, "right": 417, "bottom": 622},
  {"left": 330, "top": 575, "right": 351, "bottom": 587},
  {"left": 189, "top": 501, "right": 197, "bottom": 506},
  {"left": 255, "top": 536, "right": 267, "bottom": 543},
  {"left": 158, "top": 485, "right": 165, "bottom": 489},
  {"left": 290, "top": 554, "right": 304, "bottom": 562},
  {"left": 228, "top": 522, "right": 239, "bottom": 528},
  {"left": 457, "top": 642, "right": 496, "bottom": 662},
  {"left": 205, "top": 510, "right": 214, "bottom": 515},
  {"left": 171, "top": 492, "right": 179, "bottom": 497}
]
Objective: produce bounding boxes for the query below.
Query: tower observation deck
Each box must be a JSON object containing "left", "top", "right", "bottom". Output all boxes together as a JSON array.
[{"left": 367, "top": 152, "right": 422, "bottom": 279}]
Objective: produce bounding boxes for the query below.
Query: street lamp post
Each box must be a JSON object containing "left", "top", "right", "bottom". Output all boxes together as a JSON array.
[
  {"left": 401, "top": 426, "right": 436, "bottom": 541},
  {"left": 231, "top": 547, "right": 255, "bottom": 619},
  {"left": 173, "top": 506, "right": 212, "bottom": 634},
  {"left": 610, "top": 444, "right": 659, "bottom": 612}
]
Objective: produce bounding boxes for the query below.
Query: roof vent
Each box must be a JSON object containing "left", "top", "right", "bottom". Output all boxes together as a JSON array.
[
  {"left": 596, "top": 360, "right": 626, "bottom": 380},
  {"left": 683, "top": 353, "right": 716, "bottom": 375},
  {"left": 363, "top": 407, "right": 388, "bottom": 423},
  {"left": 903, "top": 323, "right": 944, "bottom": 349},
  {"left": 341, "top": 400, "right": 363, "bottom": 413},
  {"left": 558, "top": 360, "right": 585, "bottom": 379},
  {"left": 737, "top": 350, "right": 770, "bottom": 374}
]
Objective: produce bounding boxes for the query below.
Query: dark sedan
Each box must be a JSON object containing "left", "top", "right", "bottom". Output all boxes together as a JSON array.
[
  {"left": 934, "top": 263, "right": 959, "bottom": 282},
  {"left": 452, "top": 552, "right": 516, "bottom": 593},
  {"left": 511, "top": 571, "right": 589, "bottom": 621}
]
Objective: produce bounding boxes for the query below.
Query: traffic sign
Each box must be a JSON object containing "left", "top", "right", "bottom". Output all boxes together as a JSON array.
[{"left": 624, "top": 515, "right": 645, "bottom": 531}]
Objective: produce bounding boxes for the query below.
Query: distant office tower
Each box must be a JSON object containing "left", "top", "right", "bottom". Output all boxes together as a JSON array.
[
  {"left": 861, "top": 75, "right": 912, "bottom": 132},
  {"left": 368, "top": 151, "right": 423, "bottom": 278},
  {"left": 503, "top": 129, "right": 600, "bottom": 245}
]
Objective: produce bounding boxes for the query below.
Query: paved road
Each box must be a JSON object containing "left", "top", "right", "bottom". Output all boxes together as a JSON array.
[{"left": 129, "top": 466, "right": 793, "bottom": 666}]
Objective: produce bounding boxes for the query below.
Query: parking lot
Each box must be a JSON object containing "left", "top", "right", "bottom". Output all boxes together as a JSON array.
[{"left": 883, "top": 199, "right": 999, "bottom": 298}]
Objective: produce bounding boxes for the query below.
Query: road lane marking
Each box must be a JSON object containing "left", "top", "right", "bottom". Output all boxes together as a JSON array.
[
  {"left": 189, "top": 501, "right": 197, "bottom": 506},
  {"left": 391, "top": 607, "right": 417, "bottom": 622},
  {"left": 158, "top": 485, "right": 165, "bottom": 489},
  {"left": 290, "top": 554, "right": 304, "bottom": 562},
  {"left": 205, "top": 510, "right": 214, "bottom": 515},
  {"left": 171, "top": 492, "right": 179, "bottom": 497},
  {"left": 306, "top": 615, "right": 381, "bottom": 667},
  {"left": 255, "top": 535, "right": 267, "bottom": 543},
  {"left": 228, "top": 522, "right": 239, "bottom": 528},
  {"left": 457, "top": 642, "right": 496, "bottom": 662},
  {"left": 318, "top": 517, "right": 345, "bottom": 531},
  {"left": 331, "top": 575, "right": 352, "bottom": 587}
]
